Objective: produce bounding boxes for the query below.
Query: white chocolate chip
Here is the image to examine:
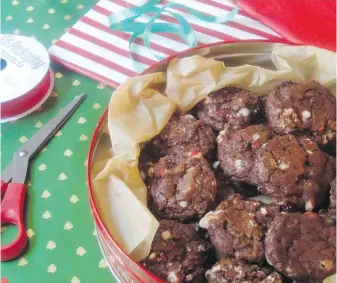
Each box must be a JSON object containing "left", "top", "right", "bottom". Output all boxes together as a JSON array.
[
  {"left": 212, "top": 161, "right": 220, "bottom": 169},
  {"left": 197, "top": 245, "right": 207, "bottom": 252},
  {"left": 219, "top": 129, "right": 227, "bottom": 136},
  {"left": 252, "top": 133, "right": 260, "bottom": 141},
  {"left": 178, "top": 201, "right": 188, "bottom": 208},
  {"left": 209, "top": 263, "right": 224, "bottom": 273},
  {"left": 306, "top": 150, "right": 313, "bottom": 155},
  {"left": 161, "top": 230, "right": 173, "bottom": 240},
  {"left": 301, "top": 110, "right": 311, "bottom": 122},
  {"left": 260, "top": 207, "right": 267, "bottom": 215},
  {"left": 199, "top": 210, "right": 222, "bottom": 229},
  {"left": 278, "top": 162, "right": 289, "bottom": 171},
  {"left": 235, "top": 159, "right": 245, "bottom": 170},
  {"left": 149, "top": 253, "right": 157, "bottom": 259},
  {"left": 305, "top": 200, "right": 314, "bottom": 211},
  {"left": 237, "top": 107, "right": 250, "bottom": 117},
  {"left": 167, "top": 271, "right": 180, "bottom": 283}
]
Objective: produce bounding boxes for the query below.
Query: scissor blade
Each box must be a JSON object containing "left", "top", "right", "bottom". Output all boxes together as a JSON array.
[
  {"left": 16, "top": 93, "right": 87, "bottom": 160},
  {"left": 1, "top": 161, "right": 14, "bottom": 183}
]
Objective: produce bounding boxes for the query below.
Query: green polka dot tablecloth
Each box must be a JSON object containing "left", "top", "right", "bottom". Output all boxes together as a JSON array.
[{"left": 1, "top": 1, "right": 117, "bottom": 282}]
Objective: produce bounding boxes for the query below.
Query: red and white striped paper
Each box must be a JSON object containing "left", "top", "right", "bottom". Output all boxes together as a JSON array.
[{"left": 49, "top": 0, "right": 282, "bottom": 88}]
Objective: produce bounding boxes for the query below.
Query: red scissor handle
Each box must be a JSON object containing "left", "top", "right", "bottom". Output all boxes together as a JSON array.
[
  {"left": 1, "top": 183, "right": 28, "bottom": 261},
  {"left": 1, "top": 180, "right": 7, "bottom": 196}
]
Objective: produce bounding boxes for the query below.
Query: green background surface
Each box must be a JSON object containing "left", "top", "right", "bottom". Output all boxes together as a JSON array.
[{"left": 1, "top": 1, "right": 118, "bottom": 282}]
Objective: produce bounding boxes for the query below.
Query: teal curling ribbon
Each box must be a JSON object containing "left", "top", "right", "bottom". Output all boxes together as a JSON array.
[{"left": 109, "top": 0, "right": 238, "bottom": 72}]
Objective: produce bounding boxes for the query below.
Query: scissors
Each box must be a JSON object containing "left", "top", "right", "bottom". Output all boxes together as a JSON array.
[{"left": 1, "top": 93, "right": 87, "bottom": 261}]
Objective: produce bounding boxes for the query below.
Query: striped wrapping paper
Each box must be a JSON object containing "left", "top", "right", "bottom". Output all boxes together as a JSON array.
[{"left": 49, "top": 0, "right": 282, "bottom": 88}]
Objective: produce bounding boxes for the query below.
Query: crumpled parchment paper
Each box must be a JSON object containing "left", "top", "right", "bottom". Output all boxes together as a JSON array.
[{"left": 91, "top": 43, "right": 336, "bottom": 277}]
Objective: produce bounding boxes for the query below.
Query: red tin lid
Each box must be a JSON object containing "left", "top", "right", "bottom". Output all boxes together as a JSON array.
[{"left": 236, "top": 0, "right": 336, "bottom": 52}]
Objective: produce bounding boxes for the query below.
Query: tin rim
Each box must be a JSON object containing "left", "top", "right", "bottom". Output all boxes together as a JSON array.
[{"left": 87, "top": 38, "right": 295, "bottom": 282}]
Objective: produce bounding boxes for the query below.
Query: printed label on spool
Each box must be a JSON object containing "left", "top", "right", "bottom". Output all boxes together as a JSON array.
[{"left": 0, "top": 34, "right": 50, "bottom": 103}]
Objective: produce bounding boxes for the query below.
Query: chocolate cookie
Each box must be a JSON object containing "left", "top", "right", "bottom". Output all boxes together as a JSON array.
[
  {"left": 265, "top": 213, "right": 336, "bottom": 282},
  {"left": 217, "top": 124, "right": 273, "bottom": 184},
  {"left": 149, "top": 155, "right": 217, "bottom": 221},
  {"left": 266, "top": 81, "right": 336, "bottom": 148},
  {"left": 251, "top": 134, "right": 335, "bottom": 211},
  {"left": 205, "top": 258, "right": 282, "bottom": 283},
  {"left": 142, "top": 220, "right": 212, "bottom": 283},
  {"left": 195, "top": 86, "right": 261, "bottom": 132},
  {"left": 199, "top": 195, "right": 280, "bottom": 262},
  {"left": 150, "top": 114, "right": 215, "bottom": 161}
]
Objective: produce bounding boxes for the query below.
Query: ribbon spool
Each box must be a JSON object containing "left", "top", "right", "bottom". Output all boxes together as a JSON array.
[{"left": 0, "top": 34, "right": 54, "bottom": 123}]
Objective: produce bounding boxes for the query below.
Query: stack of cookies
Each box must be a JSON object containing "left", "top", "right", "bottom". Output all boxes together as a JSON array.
[{"left": 139, "top": 81, "right": 336, "bottom": 283}]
